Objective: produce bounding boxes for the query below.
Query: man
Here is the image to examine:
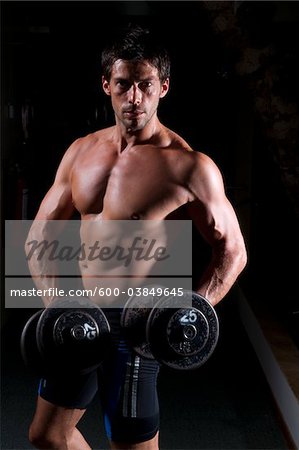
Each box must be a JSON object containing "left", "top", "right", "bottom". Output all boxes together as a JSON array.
[{"left": 26, "top": 25, "right": 247, "bottom": 450}]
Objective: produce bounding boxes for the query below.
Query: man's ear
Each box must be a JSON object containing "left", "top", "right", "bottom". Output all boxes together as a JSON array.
[
  {"left": 102, "top": 76, "right": 111, "bottom": 96},
  {"left": 160, "top": 78, "right": 170, "bottom": 98}
]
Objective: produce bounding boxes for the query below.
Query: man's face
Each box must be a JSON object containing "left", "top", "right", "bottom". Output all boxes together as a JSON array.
[{"left": 102, "top": 59, "right": 169, "bottom": 132}]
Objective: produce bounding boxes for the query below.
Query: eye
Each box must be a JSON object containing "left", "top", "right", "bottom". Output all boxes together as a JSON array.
[
  {"left": 116, "top": 80, "right": 130, "bottom": 90},
  {"left": 139, "top": 81, "right": 152, "bottom": 91}
]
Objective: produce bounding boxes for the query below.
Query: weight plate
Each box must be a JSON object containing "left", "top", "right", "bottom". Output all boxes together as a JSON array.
[
  {"left": 146, "top": 291, "right": 219, "bottom": 370},
  {"left": 54, "top": 311, "right": 99, "bottom": 343},
  {"left": 20, "top": 309, "right": 48, "bottom": 376},
  {"left": 166, "top": 307, "right": 209, "bottom": 356},
  {"left": 36, "top": 297, "right": 111, "bottom": 375}
]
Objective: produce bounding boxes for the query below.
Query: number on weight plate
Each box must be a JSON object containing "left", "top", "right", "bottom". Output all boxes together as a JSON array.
[{"left": 180, "top": 310, "right": 197, "bottom": 324}]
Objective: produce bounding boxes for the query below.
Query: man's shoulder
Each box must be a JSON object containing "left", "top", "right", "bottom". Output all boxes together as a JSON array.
[
  {"left": 75, "top": 126, "right": 114, "bottom": 146},
  {"left": 165, "top": 128, "right": 209, "bottom": 163},
  {"left": 186, "top": 151, "right": 221, "bottom": 180},
  {"left": 67, "top": 126, "right": 115, "bottom": 154},
  {"left": 166, "top": 134, "right": 209, "bottom": 165},
  {"left": 161, "top": 127, "right": 217, "bottom": 177}
]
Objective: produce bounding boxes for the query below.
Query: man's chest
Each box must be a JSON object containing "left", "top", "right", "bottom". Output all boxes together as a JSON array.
[{"left": 71, "top": 149, "right": 189, "bottom": 218}]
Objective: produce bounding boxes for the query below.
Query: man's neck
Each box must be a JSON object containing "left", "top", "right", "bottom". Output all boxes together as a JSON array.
[{"left": 114, "top": 117, "right": 163, "bottom": 152}]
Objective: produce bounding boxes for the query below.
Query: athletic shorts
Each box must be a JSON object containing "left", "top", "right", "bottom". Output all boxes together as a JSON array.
[{"left": 38, "top": 309, "right": 160, "bottom": 444}]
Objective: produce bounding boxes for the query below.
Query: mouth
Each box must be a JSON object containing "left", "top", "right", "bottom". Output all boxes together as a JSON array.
[{"left": 123, "top": 110, "right": 144, "bottom": 118}]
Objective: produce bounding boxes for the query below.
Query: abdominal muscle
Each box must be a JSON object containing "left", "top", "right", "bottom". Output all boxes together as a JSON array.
[{"left": 78, "top": 213, "right": 169, "bottom": 308}]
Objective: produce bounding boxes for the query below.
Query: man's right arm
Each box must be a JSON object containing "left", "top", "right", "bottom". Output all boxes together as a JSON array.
[
  {"left": 25, "top": 141, "right": 80, "bottom": 306},
  {"left": 186, "top": 152, "right": 247, "bottom": 306}
]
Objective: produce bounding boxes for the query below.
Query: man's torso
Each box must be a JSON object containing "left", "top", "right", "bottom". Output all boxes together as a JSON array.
[{"left": 69, "top": 126, "right": 196, "bottom": 305}]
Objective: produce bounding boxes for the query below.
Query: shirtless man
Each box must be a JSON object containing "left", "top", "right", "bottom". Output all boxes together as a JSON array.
[{"left": 26, "top": 25, "right": 247, "bottom": 450}]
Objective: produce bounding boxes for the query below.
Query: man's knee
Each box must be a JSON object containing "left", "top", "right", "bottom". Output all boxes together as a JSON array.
[{"left": 29, "top": 424, "right": 66, "bottom": 449}]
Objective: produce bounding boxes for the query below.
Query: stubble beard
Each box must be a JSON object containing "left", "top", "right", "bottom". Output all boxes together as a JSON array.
[{"left": 122, "top": 107, "right": 158, "bottom": 133}]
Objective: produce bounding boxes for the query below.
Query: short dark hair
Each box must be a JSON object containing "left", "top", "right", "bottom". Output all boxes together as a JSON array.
[{"left": 101, "top": 24, "right": 171, "bottom": 82}]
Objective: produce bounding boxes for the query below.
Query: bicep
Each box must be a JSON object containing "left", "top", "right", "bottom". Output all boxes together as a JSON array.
[
  {"left": 186, "top": 155, "right": 243, "bottom": 247},
  {"left": 187, "top": 197, "right": 242, "bottom": 248},
  {"left": 35, "top": 181, "right": 75, "bottom": 220}
]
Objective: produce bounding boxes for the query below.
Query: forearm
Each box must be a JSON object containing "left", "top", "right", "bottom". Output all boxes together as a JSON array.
[
  {"left": 25, "top": 221, "right": 60, "bottom": 306},
  {"left": 195, "top": 240, "right": 247, "bottom": 307}
]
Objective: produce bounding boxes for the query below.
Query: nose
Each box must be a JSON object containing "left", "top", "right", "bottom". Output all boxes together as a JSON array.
[{"left": 128, "top": 84, "right": 142, "bottom": 106}]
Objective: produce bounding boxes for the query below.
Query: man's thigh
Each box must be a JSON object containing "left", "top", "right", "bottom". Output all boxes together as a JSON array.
[
  {"left": 30, "top": 396, "right": 87, "bottom": 435},
  {"left": 98, "top": 333, "right": 160, "bottom": 445}
]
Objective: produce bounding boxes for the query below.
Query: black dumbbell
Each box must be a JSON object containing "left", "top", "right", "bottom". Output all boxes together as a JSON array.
[
  {"left": 121, "top": 289, "right": 219, "bottom": 370},
  {"left": 21, "top": 309, "right": 47, "bottom": 375},
  {"left": 21, "top": 297, "right": 111, "bottom": 377}
]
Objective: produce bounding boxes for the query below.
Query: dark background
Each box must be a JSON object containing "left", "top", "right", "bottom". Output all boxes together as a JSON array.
[
  {"left": 2, "top": 1, "right": 239, "bottom": 214},
  {"left": 2, "top": 0, "right": 298, "bottom": 339},
  {"left": 1, "top": 2, "right": 299, "bottom": 449}
]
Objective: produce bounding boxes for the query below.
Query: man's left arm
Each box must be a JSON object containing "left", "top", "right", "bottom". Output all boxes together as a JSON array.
[{"left": 186, "top": 152, "right": 247, "bottom": 306}]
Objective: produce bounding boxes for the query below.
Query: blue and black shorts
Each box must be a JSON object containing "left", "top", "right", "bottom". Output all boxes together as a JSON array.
[{"left": 38, "top": 309, "right": 160, "bottom": 444}]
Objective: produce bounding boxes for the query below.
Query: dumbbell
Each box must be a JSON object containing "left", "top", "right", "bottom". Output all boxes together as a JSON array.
[
  {"left": 20, "top": 297, "right": 111, "bottom": 377},
  {"left": 121, "top": 289, "right": 219, "bottom": 370}
]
